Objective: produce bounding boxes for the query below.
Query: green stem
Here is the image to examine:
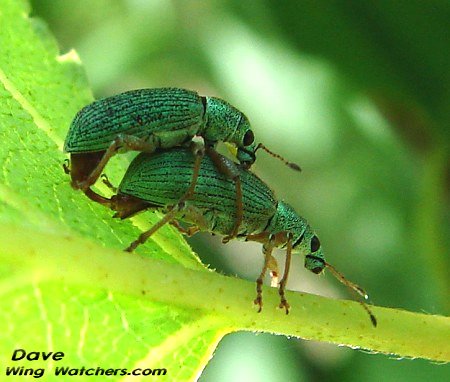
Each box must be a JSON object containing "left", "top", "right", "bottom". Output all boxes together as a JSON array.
[
  {"left": 1, "top": 224, "right": 449, "bottom": 362},
  {"left": 416, "top": 144, "right": 449, "bottom": 311}
]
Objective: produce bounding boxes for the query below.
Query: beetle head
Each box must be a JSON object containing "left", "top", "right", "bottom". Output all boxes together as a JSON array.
[
  {"left": 269, "top": 201, "right": 325, "bottom": 275},
  {"left": 286, "top": 209, "right": 325, "bottom": 275}
]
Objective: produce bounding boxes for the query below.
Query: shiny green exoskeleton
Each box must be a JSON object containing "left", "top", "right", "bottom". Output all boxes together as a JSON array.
[
  {"left": 64, "top": 87, "right": 297, "bottom": 199},
  {"left": 64, "top": 87, "right": 299, "bottom": 241},
  {"left": 65, "top": 88, "right": 253, "bottom": 155},
  {"left": 108, "top": 147, "right": 376, "bottom": 325}
]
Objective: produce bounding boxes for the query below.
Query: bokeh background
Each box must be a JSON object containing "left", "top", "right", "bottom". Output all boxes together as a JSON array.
[{"left": 30, "top": 1, "right": 449, "bottom": 381}]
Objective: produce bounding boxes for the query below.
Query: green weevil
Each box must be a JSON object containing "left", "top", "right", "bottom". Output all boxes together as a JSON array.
[
  {"left": 105, "top": 146, "right": 376, "bottom": 326},
  {"left": 64, "top": 87, "right": 299, "bottom": 240}
]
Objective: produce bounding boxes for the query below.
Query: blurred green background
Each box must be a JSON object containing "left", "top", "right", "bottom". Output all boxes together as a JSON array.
[{"left": 30, "top": 0, "right": 449, "bottom": 381}]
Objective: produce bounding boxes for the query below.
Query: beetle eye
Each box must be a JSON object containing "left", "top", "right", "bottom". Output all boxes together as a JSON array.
[
  {"left": 310, "top": 235, "right": 320, "bottom": 252},
  {"left": 243, "top": 130, "right": 254, "bottom": 146}
]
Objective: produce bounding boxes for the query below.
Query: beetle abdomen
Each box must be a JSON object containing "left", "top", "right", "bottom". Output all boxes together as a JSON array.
[
  {"left": 64, "top": 88, "right": 205, "bottom": 153},
  {"left": 118, "top": 148, "right": 277, "bottom": 235}
]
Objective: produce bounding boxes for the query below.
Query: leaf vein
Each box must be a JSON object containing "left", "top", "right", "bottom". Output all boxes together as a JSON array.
[{"left": 0, "top": 68, "right": 63, "bottom": 150}]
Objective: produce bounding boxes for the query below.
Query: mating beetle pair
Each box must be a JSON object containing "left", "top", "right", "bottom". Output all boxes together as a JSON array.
[
  {"left": 64, "top": 87, "right": 376, "bottom": 326},
  {"left": 64, "top": 87, "right": 299, "bottom": 241}
]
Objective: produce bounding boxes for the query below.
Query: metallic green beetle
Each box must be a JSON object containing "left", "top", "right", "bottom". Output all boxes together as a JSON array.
[
  {"left": 107, "top": 147, "right": 376, "bottom": 325},
  {"left": 64, "top": 87, "right": 299, "bottom": 240}
]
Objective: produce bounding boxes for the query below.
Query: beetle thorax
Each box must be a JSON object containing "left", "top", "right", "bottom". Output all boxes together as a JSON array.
[
  {"left": 203, "top": 97, "right": 242, "bottom": 144},
  {"left": 267, "top": 202, "right": 308, "bottom": 246}
]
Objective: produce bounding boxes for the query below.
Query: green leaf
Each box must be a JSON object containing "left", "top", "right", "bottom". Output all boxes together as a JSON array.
[
  {"left": 0, "top": 1, "right": 449, "bottom": 381},
  {"left": 0, "top": 0, "right": 217, "bottom": 380}
]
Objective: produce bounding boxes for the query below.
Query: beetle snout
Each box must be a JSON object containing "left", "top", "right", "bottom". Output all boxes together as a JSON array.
[
  {"left": 305, "top": 254, "right": 325, "bottom": 274},
  {"left": 311, "top": 265, "right": 324, "bottom": 275},
  {"left": 236, "top": 148, "right": 256, "bottom": 168}
]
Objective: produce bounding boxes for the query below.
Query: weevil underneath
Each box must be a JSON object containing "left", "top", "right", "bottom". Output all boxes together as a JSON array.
[{"left": 103, "top": 147, "right": 376, "bottom": 326}]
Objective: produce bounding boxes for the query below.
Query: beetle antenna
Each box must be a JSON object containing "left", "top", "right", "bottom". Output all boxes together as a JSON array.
[
  {"left": 325, "top": 262, "right": 377, "bottom": 327},
  {"left": 255, "top": 143, "right": 301, "bottom": 171}
]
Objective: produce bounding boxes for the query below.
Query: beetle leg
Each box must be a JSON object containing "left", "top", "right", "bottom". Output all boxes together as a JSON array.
[
  {"left": 169, "top": 220, "right": 200, "bottom": 237},
  {"left": 245, "top": 231, "right": 271, "bottom": 243},
  {"left": 247, "top": 231, "right": 292, "bottom": 313},
  {"left": 125, "top": 204, "right": 183, "bottom": 252},
  {"left": 254, "top": 238, "right": 276, "bottom": 312},
  {"left": 267, "top": 255, "right": 280, "bottom": 287},
  {"left": 205, "top": 146, "right": 243, "bottom": 243},
  {"left": 278, "top": 233, "right": 293, "bottom": 314},
  {"left": 76, "top": 134, "right": 157, "bottom": 192},
  {"left": 84, "top": 188, "right": 113, "bottom": 206},
  {"left": 125, "top": 148, "right": 204, "bottom": 252}
]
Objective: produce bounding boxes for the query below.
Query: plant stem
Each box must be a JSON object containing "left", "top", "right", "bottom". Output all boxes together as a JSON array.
[{"left": 1, "top": 224, "right": 449, "bottom": 362}]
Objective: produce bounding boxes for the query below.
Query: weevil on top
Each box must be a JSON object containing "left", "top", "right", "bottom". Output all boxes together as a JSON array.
[
  {"left": 102, "top": 146, "right": 376, "bottom": 327},
  {"left": 63, "top": 87, "right": 299, "bottom": 240}
]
